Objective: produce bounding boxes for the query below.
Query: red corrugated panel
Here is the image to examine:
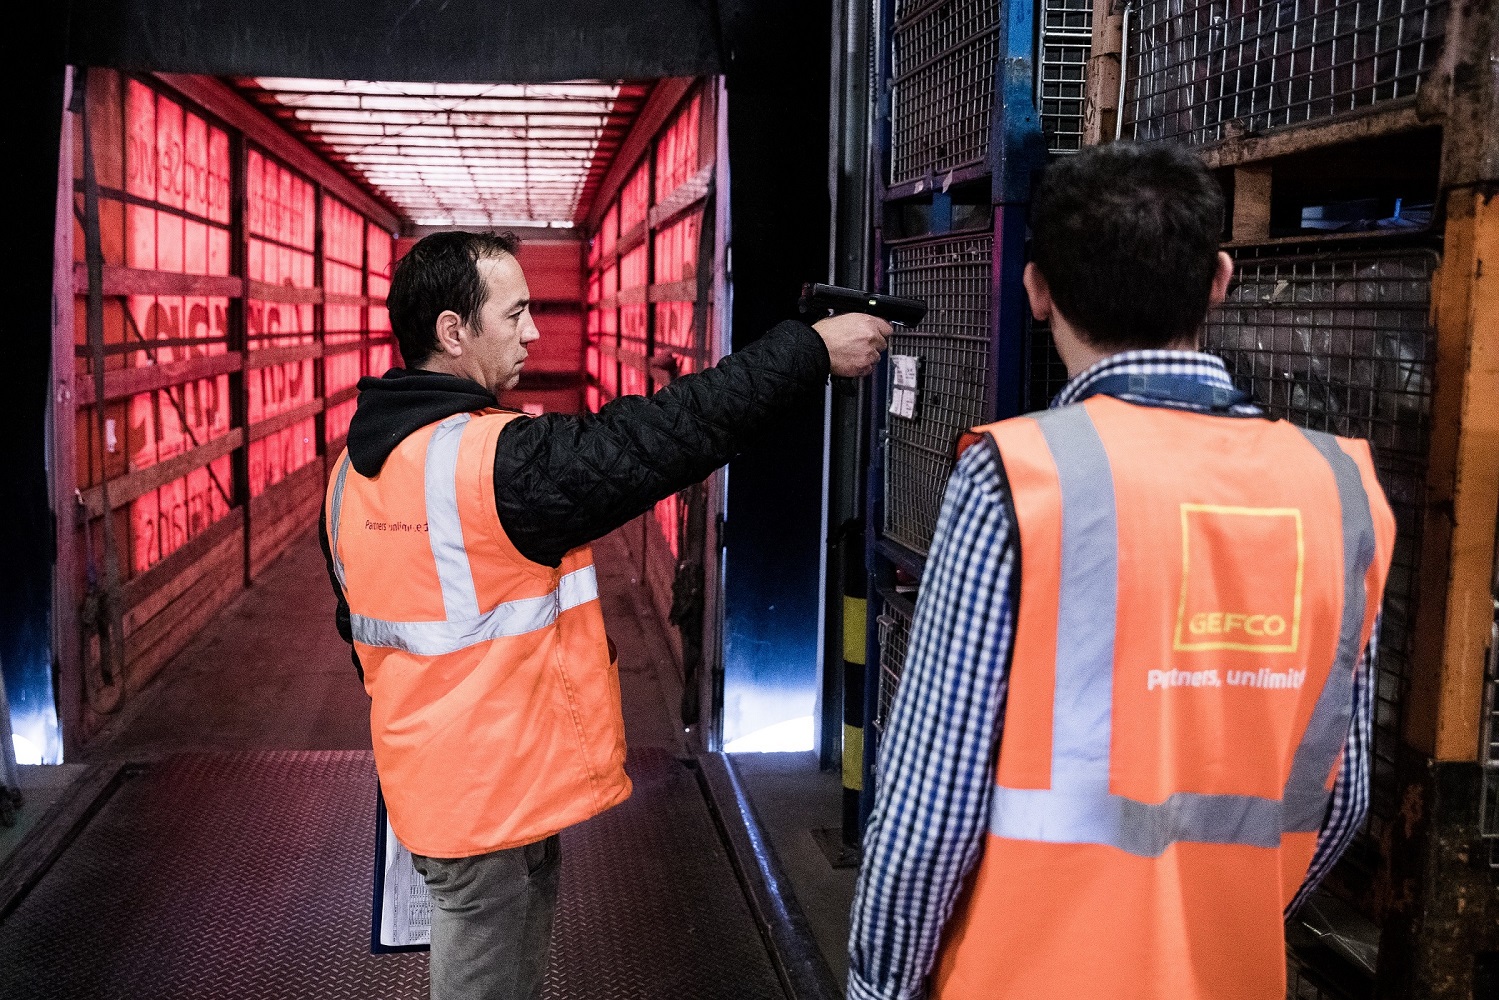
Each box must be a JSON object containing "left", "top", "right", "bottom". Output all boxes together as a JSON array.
[
  {"left": 600, "top": 204, "right": 618, "bottom": 260},
  {"left": 620, "top": 162, "right": 650, "bottom": 235},
  {"left": 654, "top": 493, "right": 679, "bottom": 558},
  {"left": 654, "top": 92, "right": 702, "bottom": 203}
]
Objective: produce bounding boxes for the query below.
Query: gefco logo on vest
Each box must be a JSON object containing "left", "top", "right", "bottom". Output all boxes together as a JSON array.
[{"left": 1161, "top": 504, "right": 1305, "bottom": 684}]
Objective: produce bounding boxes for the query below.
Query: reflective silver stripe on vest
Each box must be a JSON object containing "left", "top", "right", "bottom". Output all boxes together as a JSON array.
[
  {"left": 349, "top": 565, "right": 598, "bottom": 656},
  {"left": 988, "top": 409, "right": 1377, "bottom": 857},
  {"left": 329, "top": 453, "right": 352, "bottom": 591},
  {"left": 425, "top": 414, "right": 481, "bottom": 621},
  {"left": 326, "top": 414, "right": 600, "bottom": 656},
  {"left": 1283, "top": 429, "right": 1376, "bottom": 831}
]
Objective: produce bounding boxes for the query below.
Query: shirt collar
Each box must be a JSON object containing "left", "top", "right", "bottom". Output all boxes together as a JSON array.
[{"left": 1052, "top": 349, "right": 1240, "bottom": 409}]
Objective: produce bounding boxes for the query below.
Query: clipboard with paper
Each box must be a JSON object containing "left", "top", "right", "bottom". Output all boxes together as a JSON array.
[{"left": 370, "top": 789, "right": 434, "bottom": 953}]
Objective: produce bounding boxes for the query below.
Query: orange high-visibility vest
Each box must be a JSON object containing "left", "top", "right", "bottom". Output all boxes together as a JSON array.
[
  {"left": 325, "top": 410, "right": 630, "bottom": 858},
  {"left": 932, "top": 396, "right": 1394, "bottom": 1000}
]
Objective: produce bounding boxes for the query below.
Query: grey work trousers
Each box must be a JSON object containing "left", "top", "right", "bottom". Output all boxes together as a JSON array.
[{"left": 411, "top": 835, "right": 561, "bottom": 1000}]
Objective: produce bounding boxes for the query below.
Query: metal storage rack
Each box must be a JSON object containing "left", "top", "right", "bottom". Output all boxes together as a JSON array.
[
  {"left": 874, "top": 593, "right": 915, "bottom": 737},
  {"left": 865, "top": 0, "right": 1090, "bottom": 821},
  {"left": 889, "top": 0, "right": 1003, "bottom": 187},
  {"left": 1040, "top": 0, "right": 1094, "bottom": 152},
  {"left": 1206, "top": 245, "right": 1436, "bottom": 845},
  {"left": 883, "top": 233, "right": 995, "bottom": 554},
  {"left": 1124, "top": 0, "right": 1450, "bottom": 145}
]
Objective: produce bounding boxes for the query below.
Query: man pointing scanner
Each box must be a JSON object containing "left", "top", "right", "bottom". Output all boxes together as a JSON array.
[{"left": 320, "top": 230, "right": 888, "bottom": 1000}]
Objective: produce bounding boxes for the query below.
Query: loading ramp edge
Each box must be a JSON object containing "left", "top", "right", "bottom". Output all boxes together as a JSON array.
[{"left": 695, "top": 752, "right": 843, "bottom": 1000}]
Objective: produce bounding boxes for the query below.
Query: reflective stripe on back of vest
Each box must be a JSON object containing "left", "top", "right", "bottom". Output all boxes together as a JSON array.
[{"left": 985, "top": 406, "right": 1376, "bottom": 856}]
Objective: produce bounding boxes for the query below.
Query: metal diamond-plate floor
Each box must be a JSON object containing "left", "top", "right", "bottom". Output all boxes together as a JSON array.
[{"left": 0, "top": 749, "right": 786, "bottom": 1000}]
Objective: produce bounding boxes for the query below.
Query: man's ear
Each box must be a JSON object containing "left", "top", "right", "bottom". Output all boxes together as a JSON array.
[
  {"left": 433, "top": 309, "right": 465, "bottom": 357},
  {"left": 1206, "top": 251, "right": 1235, "bottom": 309},
  {"left": 1022, "top": 262, "right": 1053, "bottom": 323}
]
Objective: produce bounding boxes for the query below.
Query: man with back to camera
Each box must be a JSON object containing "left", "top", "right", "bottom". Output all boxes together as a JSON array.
[
  {"left": 847, "top": 142, "right": 1395, "bottom": 1000},
  {"left": 320, "top": 230, "right": 890, "bottom": 999}
]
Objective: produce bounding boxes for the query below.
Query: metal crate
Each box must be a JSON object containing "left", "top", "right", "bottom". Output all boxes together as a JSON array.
[
  {"left": 890, "top": 0, "right": 1002, "bottom": 186},
  {"left": 1206, "top": 247, "right": 1436, "bottom": 845},
  {"left": 1125, "top": 0, "right": 1449, "bottom": 145},
  {"left": 1027, "top": 318, "right": 1072, "bottom": 412},
  {"left": 1040, "top": 0, "right": 1094, "bottom": 153},
  {"left": 884, "top": 233, "right": 994, "bottom": 554},
  {"left": 875, "top": 595, "right": 915, "bottom": 737}
]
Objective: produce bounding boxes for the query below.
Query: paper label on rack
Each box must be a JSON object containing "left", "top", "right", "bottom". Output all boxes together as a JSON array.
[
  {"left": 890, "top": 387, "right": 917, "bottom": 419},
  {"left": 891, "top": 354, "right": 919, "bottom": 389}
]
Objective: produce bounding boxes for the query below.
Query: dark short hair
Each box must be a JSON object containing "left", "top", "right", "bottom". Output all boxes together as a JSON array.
[
  {"left": 1030, "top": 142, "right": 1225, "bottom": 350},
  {"left": 388, "top": 231, "right": 521, "bottom": 367}
]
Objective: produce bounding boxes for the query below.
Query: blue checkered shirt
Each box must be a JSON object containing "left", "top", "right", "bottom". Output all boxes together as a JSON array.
[{"left": 846, "top": 350, "right": 1376, "bottom": 1000}]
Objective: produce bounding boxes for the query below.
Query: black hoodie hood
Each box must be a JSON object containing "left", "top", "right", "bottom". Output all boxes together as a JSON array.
[{"left": 345, "top": 368, "right": 497, "bottom": 476}]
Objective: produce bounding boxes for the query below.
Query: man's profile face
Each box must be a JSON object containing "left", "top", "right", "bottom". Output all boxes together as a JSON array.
[{"left": 466, "top": 254, "right": 540, "bottom": 395}]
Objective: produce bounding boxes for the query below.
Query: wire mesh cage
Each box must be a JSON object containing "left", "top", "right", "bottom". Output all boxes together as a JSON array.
[
  {"left": 1040, "top": 0, "right": 1094, "bottom": 152},
  {"left": 884, "top": 232, "right": 994, "bottom": 555},
  {"left": 1205, "top": 246, "right": 1436, "bottom": 846},
  {"left": 1027, "top": 318, "right": 1072, "bottom": 411},
  {"left": 1125, "top": 0, "right": 1450, "bottom": 145},
  {"left": 875, "top": 594, "right": 916, "bottom": 737},
  {"left": 890, "top": 0, "right": 1002, "bottom": 186}
]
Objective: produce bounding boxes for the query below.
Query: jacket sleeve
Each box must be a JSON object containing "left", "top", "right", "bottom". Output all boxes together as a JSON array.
[
  {"left": 318, "top": 503, "right": 364, "bottom": 681},
  {"left": 493, "top": 319, "right": 831, "bottom": 567}
]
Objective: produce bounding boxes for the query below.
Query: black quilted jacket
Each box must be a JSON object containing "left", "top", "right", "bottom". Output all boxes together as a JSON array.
[{"left": 319, "top": 320, "right": 830, "bottom": 667}]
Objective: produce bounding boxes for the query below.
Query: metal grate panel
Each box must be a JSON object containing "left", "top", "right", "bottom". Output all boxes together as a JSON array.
[
  {"left": 1206, "top": 247, "right": 1436, "bottom": 846},
  {"left": 884, "top": 233, "right": 993, "bottom": 554},
  {"left": 1026, "top": 318, "right": 1072, "bottom": 412},
  {"left": 890, "top": 0, "right": 1002, "bottom": 186},
  {"left": 1040, "top": 0, "right": 1094, "bottom": 153},
  {"left": 1126, "top": 0, "right": 1449, "bottom": 145},
  {"left": 875, "top": 596, "right": 915, "bottom": 737}
]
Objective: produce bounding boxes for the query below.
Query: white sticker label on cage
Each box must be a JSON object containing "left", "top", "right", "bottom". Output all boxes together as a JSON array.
[
  {"left": 891, "top": 354, "right": 919, "bottom": 389},
  {"left": 890, "top": 387, "right": 917, "bottom": 419}
]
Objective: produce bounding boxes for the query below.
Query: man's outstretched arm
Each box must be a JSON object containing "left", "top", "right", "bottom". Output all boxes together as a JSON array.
[{"left": 494, "top": 317, "right": 883, "bottom": 567}]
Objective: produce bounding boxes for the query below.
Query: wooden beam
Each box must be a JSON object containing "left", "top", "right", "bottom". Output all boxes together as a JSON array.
[
  {"left": 246, "top": 279, "right": 322, "bottom": 305},
  {"left": 75, "top": 352, "right": 244, "bottom": 406},
  {"left": 73, "top": 262, "right": 244, "bottom": 298},
  {"left": 1405, "top": 189, "right": 1499, "bottom": 762},
  {"left": 248, "top": 399, "right": 324, "bottom": 442},
  {"left": 1198, "top": 102, "right": 1433, "bottom": 171},
  {"left": 648, "top": 279, "right": 708, "bottom": 303},
  {"left": 1230, "top": 164, "right": 1273, "bottom": 243},
  {"left": 1082, "top": 0, "right": 1124, "bottom": 146},
  {"left": 245, "top": 343, "right": 323, "bottom": 368},
  {"left": 78, "top": 429, "right": 244, "bottom": 519},
  {"left": 153, "top": 74, "right": 403, "bottom": 233}
]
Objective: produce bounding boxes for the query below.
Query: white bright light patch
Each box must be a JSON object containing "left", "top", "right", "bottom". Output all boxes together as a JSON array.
[
  {"left": 12, "top": 733, "right": 41, "bottom": 765},
  {"left": 249, "top": 78, "right": 636, "bottom": 227},
  {"left": 723, "top": 715, "right": 815, "bottom": 754}
]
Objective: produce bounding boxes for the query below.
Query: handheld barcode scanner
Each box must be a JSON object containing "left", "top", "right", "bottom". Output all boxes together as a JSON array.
[
  {"left": 798, "top": 283, "right": 928, "bottom": 328},
  {"left": 799, "top": 283, "right": 928, "bottom": 395}
]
